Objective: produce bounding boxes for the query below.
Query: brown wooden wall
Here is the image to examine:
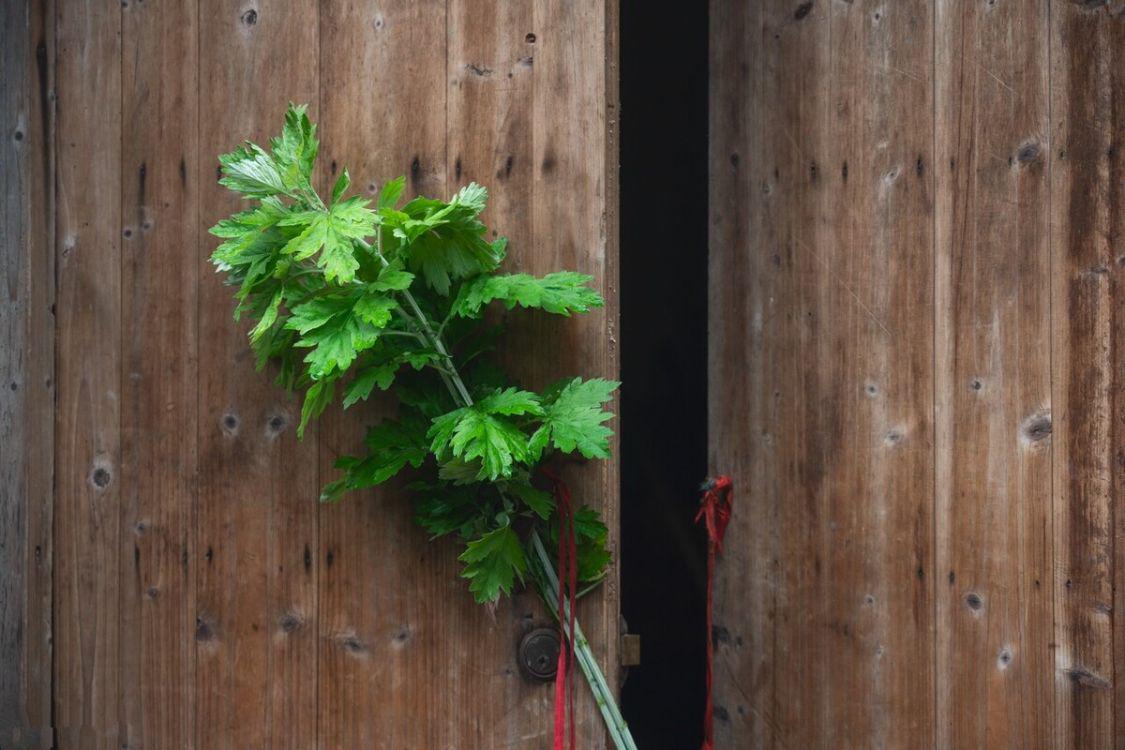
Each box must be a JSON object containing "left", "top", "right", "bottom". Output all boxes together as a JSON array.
[
  {"left": 710, "top": 1, "right": 1125, "bottom": 748},
  {"left": 1, "top": 1, "right": 619, "bottom": 747}
]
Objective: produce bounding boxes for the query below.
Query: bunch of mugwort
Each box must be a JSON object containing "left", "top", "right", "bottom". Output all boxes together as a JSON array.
[{"left": 210, "top": 105, "right": 637, "bottom": 748}]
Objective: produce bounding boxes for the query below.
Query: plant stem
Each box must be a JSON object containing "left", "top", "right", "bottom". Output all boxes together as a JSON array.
[
  {"left": 358, "top": 233, "right": 633, "bottom": 748},
  {"left": 531, "top": 532, "right": 637, "bottom": 750}
]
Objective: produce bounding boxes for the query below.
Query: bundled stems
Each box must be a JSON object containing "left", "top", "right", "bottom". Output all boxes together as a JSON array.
[
  {"left": 358, "top": 233, "right": 635, "bottom": 749},
  {"left": 531, "top": 531, "right": 637, "bottom": 750}
]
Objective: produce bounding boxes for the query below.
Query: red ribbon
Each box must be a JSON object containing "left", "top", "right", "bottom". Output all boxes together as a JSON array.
[
  {"left": 696, "top": 475, "right": 733, "bottom": 750},
  {"left": 543, "top": 467, "right": 577, "bottom": 750}
]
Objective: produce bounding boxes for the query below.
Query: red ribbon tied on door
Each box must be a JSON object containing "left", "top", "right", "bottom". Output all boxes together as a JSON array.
[{"left": 696, "top": 475, "right": 733, "bottom": 750}]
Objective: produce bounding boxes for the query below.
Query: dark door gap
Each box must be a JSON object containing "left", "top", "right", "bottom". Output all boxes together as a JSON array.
[{"left": 620, "top": 1, "right": 709, "bottom": 747}]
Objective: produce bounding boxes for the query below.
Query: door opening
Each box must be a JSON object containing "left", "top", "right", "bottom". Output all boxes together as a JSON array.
[{"left": 619, "top": 1, "right": 710, "bottom": 746}]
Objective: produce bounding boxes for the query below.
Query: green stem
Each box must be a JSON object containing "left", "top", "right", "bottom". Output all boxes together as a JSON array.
[
  {"left": 357, "top": 232, "right": 632, "bottom": 748},
  {"left": 532, "top": 532, "right": 637, "bottom": 750}
]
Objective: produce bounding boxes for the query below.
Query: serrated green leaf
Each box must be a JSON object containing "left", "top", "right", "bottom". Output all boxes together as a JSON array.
[
  {"left": 392, "top": 183, "right": 505, "bottom": 295},
  {"left": 326, "top": 417, "right": 429, "bottom": 498},
  {"left": 428, "top": 404, "right": 530, "bottom": 481},
  {"left": 529, "top": 377, "right": 619, "bottom": 461},
  {"left": 370, "top": 259, "right": 415, "bottom": 292},
  {"left": 459, "top": 524, "right": 527, "bottom": 603},
  {"left": 278, "top": 198, "right": 376, "bottom": 284},
  {"left": 218, "top": 142, "right": 290, "bottom": 198},
  {"left": 378, "top": 176, "right": 406, "bottom": 209},
  {"left": 353, "top": 293, "right": 396, "bottom": 328},
  {"left": 438, "top": 458, "right": 484, "bottom": 485},
  {"left": 476, "top": 387, "right": 544, "bottom": 417},
  {"left": 298, "top": 376, "right": 335, "bottom": 438},
  {"left": 506, "top": 477, "right": 554, "bottom": 520},
  {"left": 249, "top": 288, "right": 284, "bottom": 342},
  {"left": 454, "top": 272, "right": 604, "bottom": 318},
  {"left": 331, "top": 167, "right": 351, "bottom": 204},
  {"left": 269, "top": 103, "right": 318, "bottom": 191}
]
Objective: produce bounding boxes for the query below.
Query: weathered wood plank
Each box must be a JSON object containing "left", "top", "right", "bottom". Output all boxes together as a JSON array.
[
  {"left": 934, "top": 1, "right": 1053, "bottom": 747},
  {"left": 711, "top": 1, "right": 935, "bottom": 746},
  {"left": 54, "top": 0, "right": 123, "bottom": 745},
  {"left": 708, "top": 0, "right": 764, "bottom": 745},
  {"left": 315, "top": 1, "right": 449, "bottom": 747},
  {"left": 445, "top": 1, "right": 568, "bottom": 744},
  {"left": 196, "top": 2, "right": 320, "bottom": 747},
  {"left": 0, "top": 1, "right": 54, "bottom": 748},
  {"left": 823, "top": 2, "right": 935, "bottom": 745},
  {"left": 119, "top": 0, "right": 199, "bottom": 745},
  {"left": 526, "top": 0, "right": 620, "bottom": 743},
  {"left": 1050, "top": 3, "right": 1124, "bottom": 747}
]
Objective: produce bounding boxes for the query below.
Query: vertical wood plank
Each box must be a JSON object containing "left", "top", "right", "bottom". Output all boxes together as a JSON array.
[
  {"left": 446, "top": 1, "right": 549, "bottom": 745},
  {"left": 196, "top": 2, "right": 319, "bottom": 747},
  {"left": 1050, "top": 2, "right": 1124, "bottom": 747},
  {"left": 119, "top": 0, "right": 198, "bottom": 746},
  {"left": 934, "top": 1, "right": 1053, "bottom": 747},
  {"left": 710, "top": 1, "right": 935, "bottom": 746},
  {"left": 825, "top": 2, "right": 935, "bottom": 746},
  {"left": 708, "top": 0, "right": 767, "bottom": 745},
  {"left": 54, "top": 0, "right": 123, "bottom": 746},
  {"left": 527, "top": 4, "right": 620, "bottom": 740},
  {"left": 0, "top": 1, "right": 54, "bottom": 747},
  {"left": 316, "top": 1, "right": 448, "bottom": 747}
]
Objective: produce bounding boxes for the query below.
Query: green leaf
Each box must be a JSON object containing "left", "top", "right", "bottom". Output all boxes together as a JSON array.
[
  {"left": 270, "top": 103, "right": 319, "bottom": 190},
  {"left": 454, "top": 272, "right": 604, "bottom": 318},
  {"left": 573, "top": 506, "right": 611, "bottom": 582},
  {"left": 370, "top": 259, "right": 415, "bottom": 292},
  {"left": 413, "top": 484, "right": 483, "bottom": 538},
  {"left": 286, "top": 296, "right": 380, "bottom": 379},
  {"left": 427, "top": 391, "right": 540, "bottom": 480},
  {"left": 343, "top": 361, "right": 398, "bottom": 407},
  {"left": 279, "top": 197, "right": 377, "bottom": 284},
  {"left": 249, "top": 288, "right": 284, "bottom": 342},
  {"left": 218, "top": 142, "right": 290, "bottom": 198},
  {"left": 331, "top": 167, "right": 351, "bottom": 204},
  {"left": 378, "top": 176, "right": 406, "bottom": 209},
  {"left": 353, "top": 293, "right": 396, "bottom": 328},
  {"left": 298, "top": 376, "right": 335, "bottom": 438},
  {"left": 390, "top": 182, "right": 506, "bottom": 295},
  {"left": 329, "top": 418, "right": 429, "bottom": 494},
  {"left": 427, "top": 404, "right": 530, "bottom": 481},
  {"left": 475, "top": 387, "right": 544, "bottom": 417},
  {"left": 505, "top": 476, "right": 554, "bottom": 520},
  {"left": 459, "top": 524, "right": 527, "bottom": 603},
  {"left": 529, "top": 377, "right": 619, "bottom": 461}
]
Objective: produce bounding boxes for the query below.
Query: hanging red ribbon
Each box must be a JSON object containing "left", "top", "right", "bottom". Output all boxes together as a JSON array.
[
  {"left": 542, "top": 467, "right": 578, "bottom": 750},
  {"left": 696, "top": 475, "right": 733, "bottom": 750}
]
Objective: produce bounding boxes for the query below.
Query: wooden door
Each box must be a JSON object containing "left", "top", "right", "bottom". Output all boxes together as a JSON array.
[
  {"left": 1, "top": 1, "right": 619, "bottom": 747},
  {"left": 710, "top": 1, "right": 1125, "bottom": 748}
]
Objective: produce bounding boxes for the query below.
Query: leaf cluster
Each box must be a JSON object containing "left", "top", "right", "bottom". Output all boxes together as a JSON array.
[{"left": 210, "top": 104, "right": 619, "bottom": 604}]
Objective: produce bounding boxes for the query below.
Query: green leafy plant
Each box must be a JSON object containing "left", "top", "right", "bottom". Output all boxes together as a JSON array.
[{"left": 210, "top": 105, "right": 636, "bottom": 749}]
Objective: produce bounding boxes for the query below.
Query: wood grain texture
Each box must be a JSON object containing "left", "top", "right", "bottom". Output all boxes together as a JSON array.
[
  {"left": 711, "top": 2, "right": 1125, "bottom": 749},
  {"left": 1050, "top": 4, "right": 1124, "bottom": 748},
  {"left": 196, "top": 2, "right": 320, "bottom": 747},
  {"left": 54, "top": 0, "right": 123, "bottom": 745},
  {"left": 711, "top": 0, "right": 935, "bottom": 746},
  {"left": 316, "top": 1, "right": 450, "bottom": 747},
  {"left": 525, "top": 0, "right": 620, "bottom": 742},
  {"left": 935, "top": 2, "right": 1052, "bottom": 747},
  {"left": 119, "top": 0, "right": 199, "bottom": 745},
  {"left": 17, "top": 1, "right": 617, "bottom": 746},
  {"left": 708, "top": 0, "right": 762, "bottom": 745},
  {"left": 0, "top": 1, "right": 54, "bottom": 748}
]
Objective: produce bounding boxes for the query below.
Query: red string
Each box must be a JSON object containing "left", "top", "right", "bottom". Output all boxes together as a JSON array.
[
  {"left": 696, "top": 475, "right": 733, "bottom": 750},
  {"left": 543, "top": 467, "right": 577, "bottom": 750}
]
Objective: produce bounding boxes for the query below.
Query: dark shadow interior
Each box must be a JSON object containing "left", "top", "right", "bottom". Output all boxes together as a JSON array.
[{"left": 619, "top": 2, "right": 710, "bottom": 746}]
